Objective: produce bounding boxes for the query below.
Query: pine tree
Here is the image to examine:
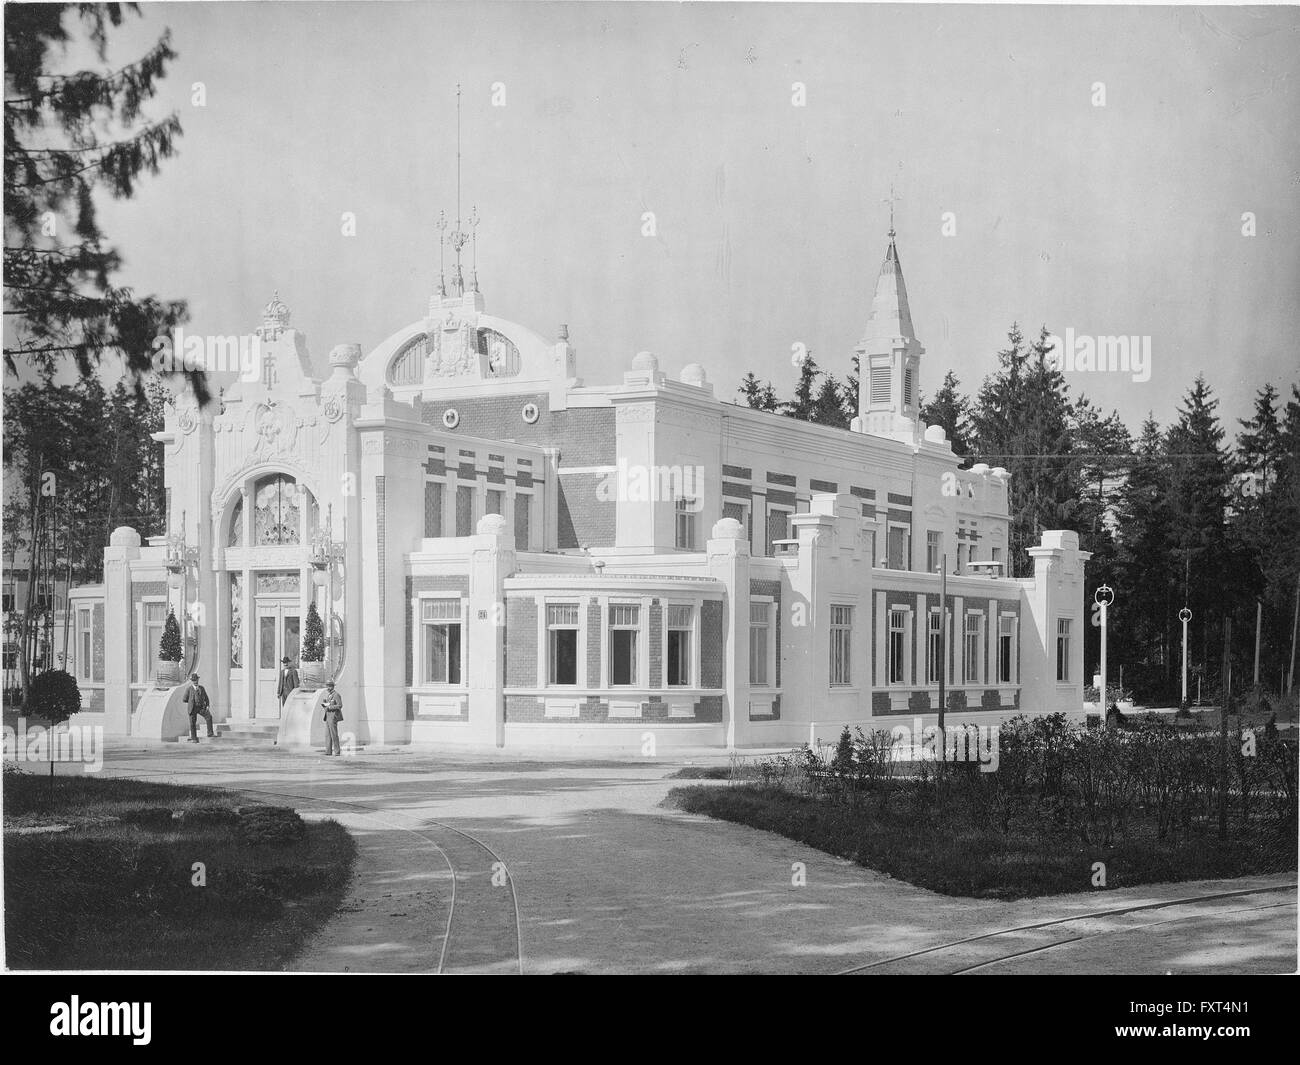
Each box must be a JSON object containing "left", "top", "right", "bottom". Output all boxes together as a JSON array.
[
  {"left": 159, "top": 607, "right": 182, "bottom": 662},
  {"left": 4, "top": 4, "right": 198, "bottom": 394},
  {"left": 736, "top": 371, "right": 779, "bottom": 412},
  {"left": 919, "top": 369, "right": 972, "bottom": 458},
  {"left": 302, "top": 601, "right": 325, "bottom": 662},
  {"left": 811, "top": 374, "right": 848, "bottom": 428},
  {"left": 782, "top": 353, "right": 820, "bottom": 421},
  {"left": 969, "top": 325, "right": 1083, "bottom": 575}
]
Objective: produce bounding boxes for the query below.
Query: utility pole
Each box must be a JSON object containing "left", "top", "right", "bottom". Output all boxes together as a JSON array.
[
  {"left": 938, "top": 553, "right": 946, "bottom": 759},
  {"left": 1218, "top": 616, "right": 1231, "bottom": 841},
  {"left": 1288, "top": 573, "right": 1298, "bottom": 697},
  {"left": 1253, "top": 598, "right": 1262, "bottom": 689}
]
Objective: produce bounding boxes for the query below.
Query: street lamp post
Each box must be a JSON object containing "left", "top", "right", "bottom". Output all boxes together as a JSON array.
[
  {"left": 1095, "top": 584, "right": 1115, "bottom": 726},
  {"left": 1179, "top": 607, "right": 1192, "bottom": 708}
]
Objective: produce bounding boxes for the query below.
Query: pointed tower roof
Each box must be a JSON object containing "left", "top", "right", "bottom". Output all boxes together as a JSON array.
[{"left": 861, "top": 233, "right": 916, "bottom": 343}]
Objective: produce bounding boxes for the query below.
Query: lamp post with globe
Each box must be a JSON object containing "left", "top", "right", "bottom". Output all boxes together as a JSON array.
[
  {"left": 1095, "top": 584, "right": 1115, "bottom": 726},
  {"left": 1179, "top": 607, "right": 1193, "bottom": 709}
]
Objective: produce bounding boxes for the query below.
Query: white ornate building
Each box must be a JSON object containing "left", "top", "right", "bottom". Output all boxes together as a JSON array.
[{"left": 69, "top": 229, "right": 1090, "bottom": 750}]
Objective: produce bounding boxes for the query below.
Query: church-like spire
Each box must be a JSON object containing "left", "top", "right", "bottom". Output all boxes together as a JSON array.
[
  {"left": 861, "top": 234, "right": 916, "bottom": 343},
  {"left": 855, "top": 210, "right": 925, "bottom": 444}
]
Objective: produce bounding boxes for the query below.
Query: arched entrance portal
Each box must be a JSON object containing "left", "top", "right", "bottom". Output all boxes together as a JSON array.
[{"left": 220, "top": 471, "right": 318, "bottom": 721}]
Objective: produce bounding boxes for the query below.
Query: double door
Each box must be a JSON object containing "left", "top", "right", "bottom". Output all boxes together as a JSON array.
[{"left": 254, "top": 599, "right": 300, "bottom": 717}]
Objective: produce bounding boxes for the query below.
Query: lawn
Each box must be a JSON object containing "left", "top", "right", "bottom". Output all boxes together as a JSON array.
[
  {"left": 3, "top": 767, "right": 356, "bottom": 970},
  {"left": 664, "top": 717, "right": 1297, "bottom": 899},
  {"left": 667, "top": 781, "right": 1295, "bottom": 899}
]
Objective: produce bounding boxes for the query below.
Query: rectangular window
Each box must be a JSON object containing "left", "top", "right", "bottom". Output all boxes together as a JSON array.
[
  {"left": 1, "top": 591, "right": 13, "bottom": 613},
  {"left": 143, "top": 601, "right": 167, "bottom": 678},
  {"left": 999, "top": 615, "right": 1015, "bottom": 684},
  {"left": 926, "top": 531, "right": 942, "bottom": 574},
  {"left": 421, "top": 599, "right": 462, "bottom": 685},
  {"left": 514, "top": 494, "right": 531, "bottom": 549},
  {"left": 765, "top": 508, "right": 789, "bottom": 556},
  {"left": 991, "top": 547, "right": 1003, "bottom": 569},
  {"left": 424, "top": 480, "right": 444, "bottom": 538},
  {"left": 609, "top": 603, "right": 640, "bottom": 686},
  {"left": 829, "top": 605, "right": 853, "bottom": 686},
  {"left": 887, "top": 525, "right": 909, "bottom": 570},
  {"left": 547, "top": 603, "right": 579, "bottom": 686},
  {"left": 2, "top": 643, "right": 16, "bottom": 671},
  {"left": 964, "top": 614, "right": 983, "bottom": 684},
  {"left": 927, "top": 610, "right": 943, "bottom": 685},
  {"left": 1057, "top": 618, "right": 1071, "bottom": 682},
  {"left": 77, "top": 609, "right": 92, "bottom": 682},
  {"left": 675, "top": 498, "right": 697, "bottom": 550},
  {"left": 455, "top": 485, "right": 474, "bottom": 536},
  {"left": 749, "top": 602, "right": 770, "bottom": 686},
  {"left": 666, "top": 604, "right": 692, "bottom": 687},
  {"left": 888, "top": 609, "right": 907, "bottom": 685},
  {"left": 486, "top": 489, "right": 504, "bottom": 516},
  {"left": 904, "top": 368, "right": 915, "bottom": 406}
]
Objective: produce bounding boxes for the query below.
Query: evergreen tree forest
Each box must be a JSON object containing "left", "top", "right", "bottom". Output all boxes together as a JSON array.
[{"left": 737, "top": 326, "right": 1300, "bottom": 707}]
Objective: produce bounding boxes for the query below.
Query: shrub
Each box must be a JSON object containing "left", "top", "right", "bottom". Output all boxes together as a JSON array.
[
  {"left": 236, "top": 805, "right": 306, "bottom": 845},
  {"left": 120, "top": 807, "right": 176, "bottom": 829},
  {"left": 177, "top": 803, "right": 238, "bottom": 827}
]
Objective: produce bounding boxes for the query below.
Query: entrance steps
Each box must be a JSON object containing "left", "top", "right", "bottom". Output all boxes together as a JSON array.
[{"left": 217, "top": 720, "right": 282, "bottom": 743}]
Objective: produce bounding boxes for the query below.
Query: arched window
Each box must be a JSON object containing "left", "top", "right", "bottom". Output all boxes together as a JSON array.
[
  {"left": 228, "top": 496, "right": 244, "bottom": 547},
  {"left": 478, "top": 328, "right": 520, "bottom": 377},
  {"left": 387, "top": 333, "right": 427, "bottom": 386},
  {"left": 253, "top": 474, "right": 302, "bottom": 545}
]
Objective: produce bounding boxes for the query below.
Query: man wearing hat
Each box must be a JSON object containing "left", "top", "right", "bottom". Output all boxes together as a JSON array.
[
  {"left": 277, "top": 655, "right": 299, "bottom": 709},
  {"left": 320, "top": 679, "right": 344, "bottom": 756},
  {"left": 182, "top": 672, "right": 215, "bottom": 742}
]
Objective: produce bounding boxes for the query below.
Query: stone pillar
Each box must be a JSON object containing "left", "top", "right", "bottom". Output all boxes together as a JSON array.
[
  {"left": 355, "top": 386, "right": 426, "bottom": 745},
  {"left": 706, "top": 517, "right": 750, "bottom": 749},
  {"left": 102, "top": 527, "right": 141, "bottom": 736},
  {"left": 466, "top": 514, "right": 515, "bottom": 746},
  {"left": 787, "top": 507, "right": 836, "bottom": 735},
  {"left": 1023, "top": 530, "right": 1091, "bottom": 718}
]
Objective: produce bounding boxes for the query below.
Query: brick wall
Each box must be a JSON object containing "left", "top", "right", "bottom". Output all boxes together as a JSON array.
[
  {"left": 700, "top": 599, "right": 723, "bottom": 688},
  {"left": 586, "top": 599, "right": 601, "bottom": 683},
  {"left": 648, "top": 601, "right": 663, "bottom": 689},
  {"left": 557, "top": 472, "right": 615, "bottom": 549},
  {"left": 506, "top": 597, "right": 538, "bottom": 686},
  {"left": 92, "top": 602, "right": 104, "bottom": 683},
  {"left": 421, "top": 394, "right": 616, "bottom": 464}
]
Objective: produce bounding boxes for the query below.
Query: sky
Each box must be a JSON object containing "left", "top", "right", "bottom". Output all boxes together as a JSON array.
[{"left": 31, "top": 1, "right": 1300, "bottom": 436}]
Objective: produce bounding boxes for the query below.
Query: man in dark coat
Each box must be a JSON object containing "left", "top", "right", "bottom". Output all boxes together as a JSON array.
[
  {"left": 182, "top": 672, "right": 215, "bottom": 742},
  {"left": 277, "top": 656, "right": 300, "bottom": 708}
]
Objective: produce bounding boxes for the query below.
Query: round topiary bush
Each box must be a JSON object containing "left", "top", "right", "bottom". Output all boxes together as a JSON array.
[{"left": 27, "top": 669, "right": 81, "bottom": 726}]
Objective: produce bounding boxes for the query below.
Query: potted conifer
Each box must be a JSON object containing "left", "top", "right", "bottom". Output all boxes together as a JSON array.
[
  {"left": 156, "top": 608, "right": 184, "bottom": 688},
  {"left": 299, "top": 600, "right": 327, "bottom": 690}
]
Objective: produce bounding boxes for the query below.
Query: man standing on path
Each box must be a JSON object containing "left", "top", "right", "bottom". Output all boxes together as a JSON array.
[
  {"left": 182, "top": 672, "right": 215, "bottom": 742},
  {"left": 277, "top": 655, "right": 299, "bottom": 708},
  {"left": 321, "top": 679, "right": 343, "bottom": 756}
]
